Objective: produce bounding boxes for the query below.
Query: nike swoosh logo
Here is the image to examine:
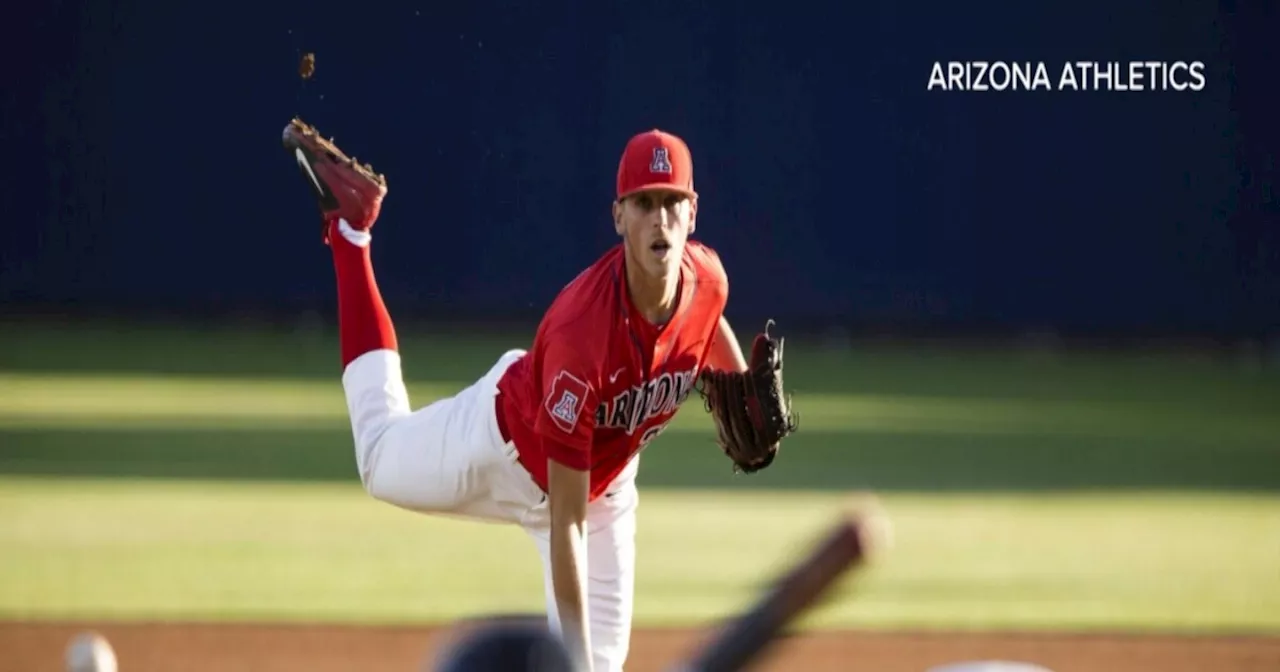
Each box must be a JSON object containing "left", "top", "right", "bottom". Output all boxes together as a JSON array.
[
  {"left": 295, "top": 148, "right": 324, "bottom": 195},
  {"left": 609, "top": 368, "right": 625, "bottom": 383}
]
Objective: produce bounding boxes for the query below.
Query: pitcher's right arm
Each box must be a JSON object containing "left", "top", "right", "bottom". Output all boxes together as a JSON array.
[
  {"left": 534, "top": 342, "right": 600, "bottom": 670},
  {"left": 546, "top": 453, "right": 593, "bottom": 670}
]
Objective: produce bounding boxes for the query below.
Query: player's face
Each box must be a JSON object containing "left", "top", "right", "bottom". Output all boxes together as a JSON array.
[{"left": 613, "top": 188, "right": 697, "bottom": 281}]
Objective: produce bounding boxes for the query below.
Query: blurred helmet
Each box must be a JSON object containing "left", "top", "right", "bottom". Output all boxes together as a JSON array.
[{"left": 433, "top": 619, "right": 577, "bottom": 672}]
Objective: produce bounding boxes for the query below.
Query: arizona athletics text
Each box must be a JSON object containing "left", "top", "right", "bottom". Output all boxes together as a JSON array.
[{"left": 928, "top": 61, "right": 1207, "bottom": 91}]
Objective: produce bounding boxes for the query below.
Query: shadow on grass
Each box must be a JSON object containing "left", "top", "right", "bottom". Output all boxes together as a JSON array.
[{"left": 2, "top": 427, "right": 1276, "bottom": 492}]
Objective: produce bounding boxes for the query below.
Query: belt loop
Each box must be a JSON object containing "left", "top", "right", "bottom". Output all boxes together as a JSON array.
[{"left": 493, "top": 391, "right": 512, "bottom": 444}]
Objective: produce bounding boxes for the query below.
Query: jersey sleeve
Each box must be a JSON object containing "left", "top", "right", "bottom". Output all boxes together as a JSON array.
[
  {"left": 686, "top": 240, "right": 729, "bottom": 288},
  {"left": 684, "top": 241, "right": 731, "bottom": 372},
  {"left": 534, "top": 339, "right": 599, "bottom": 471}
]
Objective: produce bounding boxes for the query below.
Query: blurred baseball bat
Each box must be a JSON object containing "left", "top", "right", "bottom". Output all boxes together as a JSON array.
[{"left": 667, "top": 502, "right": 889, "bottom": 672}]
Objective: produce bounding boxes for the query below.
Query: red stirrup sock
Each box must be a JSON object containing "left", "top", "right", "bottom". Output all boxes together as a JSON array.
[{"left": 329, "top": 219, "right": 398, "bottom": 369}]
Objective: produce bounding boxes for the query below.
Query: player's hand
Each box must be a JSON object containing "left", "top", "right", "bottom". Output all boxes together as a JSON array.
[{"left": 699, "top": 320, "right": 798, "bottom": 473}]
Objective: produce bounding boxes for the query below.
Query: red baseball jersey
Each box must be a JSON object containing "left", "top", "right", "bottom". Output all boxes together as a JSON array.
[{"left": 495, "top": 240, "right": 729, "bottom": 501}]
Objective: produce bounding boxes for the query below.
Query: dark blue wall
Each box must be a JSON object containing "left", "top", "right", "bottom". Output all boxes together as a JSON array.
[{"left": 5, "top": 0, "right": 1277, "bottom": 336}]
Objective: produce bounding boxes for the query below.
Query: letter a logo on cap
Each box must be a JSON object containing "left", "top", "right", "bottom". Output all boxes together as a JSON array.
[
  {"left": 616, "top": 129, "right": 697, "bottom": 200},
  {"left": 650, "top": 147, "right": 672, "bottom": 174}
]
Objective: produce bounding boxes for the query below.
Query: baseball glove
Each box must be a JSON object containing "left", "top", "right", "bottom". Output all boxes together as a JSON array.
[{"left": 698, "top": 320, "right": 799, "bottom": 473}]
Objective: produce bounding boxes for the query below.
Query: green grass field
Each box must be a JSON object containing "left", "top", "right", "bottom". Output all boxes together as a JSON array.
[{"left": 1, "top": 320, "right": 1278, "bottom": 634}]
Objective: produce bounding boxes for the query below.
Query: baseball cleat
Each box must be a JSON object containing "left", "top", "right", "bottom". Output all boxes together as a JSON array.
[{"left": 282, "top": 117, "right": 388, "bottom": 244}]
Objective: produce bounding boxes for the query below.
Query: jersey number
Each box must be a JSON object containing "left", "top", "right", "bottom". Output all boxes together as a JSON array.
[{"left": 637, "top": 421, "right": 671, "bottom": 455}]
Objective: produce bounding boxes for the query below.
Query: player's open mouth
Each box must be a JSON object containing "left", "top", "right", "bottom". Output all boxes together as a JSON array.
[{"left": 651, "top": 240, "right": 671, "bottom": 258}]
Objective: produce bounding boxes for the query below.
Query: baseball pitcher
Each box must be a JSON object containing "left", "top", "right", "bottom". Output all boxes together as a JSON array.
[{"left": 282, "top": 119, "right": 798, "bottom": 672}]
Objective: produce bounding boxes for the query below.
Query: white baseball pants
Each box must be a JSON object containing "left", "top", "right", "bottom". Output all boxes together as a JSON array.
[{"left": 341, "top": 348, "right": 638, "bottom": 672}]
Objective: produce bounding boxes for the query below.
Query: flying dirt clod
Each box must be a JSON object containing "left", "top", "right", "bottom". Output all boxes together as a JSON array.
[{"left": 299, "top": 52, "right": 315, "bottom": 80}]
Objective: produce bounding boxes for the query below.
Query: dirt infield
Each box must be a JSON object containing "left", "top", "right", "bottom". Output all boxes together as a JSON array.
[{"left": 3, "top": 621, "right": 1278, "bottom": 672}]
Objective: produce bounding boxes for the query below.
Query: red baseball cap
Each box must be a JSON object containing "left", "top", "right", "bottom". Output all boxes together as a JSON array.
[{"left": 615, "top": 129, "right": 697, "bottom": 201}]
